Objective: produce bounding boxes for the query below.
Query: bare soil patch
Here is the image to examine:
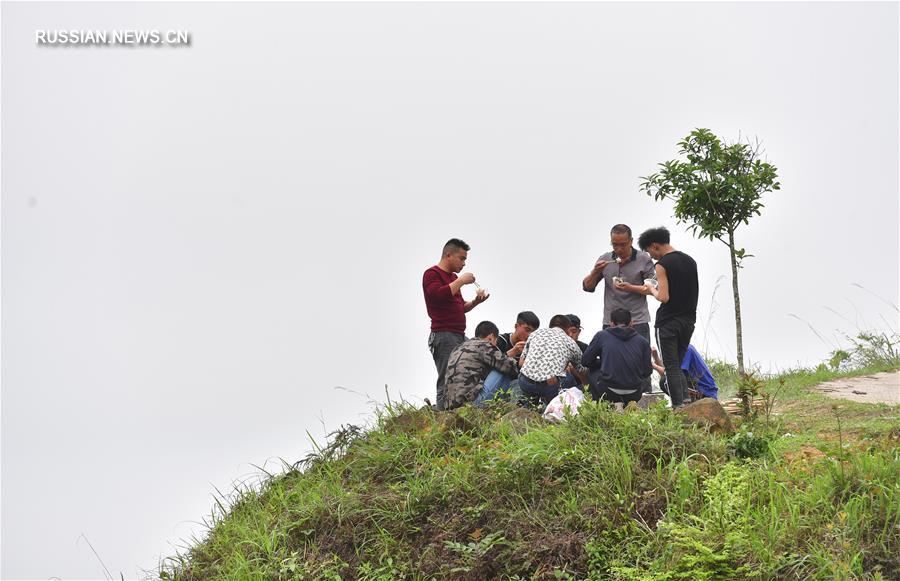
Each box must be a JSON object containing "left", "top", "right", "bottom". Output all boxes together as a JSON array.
[{"left": 814, "top": 370, "right": 899, "bottom": 405}]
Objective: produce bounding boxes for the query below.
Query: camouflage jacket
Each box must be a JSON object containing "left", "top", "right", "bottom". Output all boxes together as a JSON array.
[{"left": 445, "top": 338, "right": 518, "bottom": 409}]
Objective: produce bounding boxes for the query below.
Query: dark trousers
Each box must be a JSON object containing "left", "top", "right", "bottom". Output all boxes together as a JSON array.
[
  {"left": 591, "top": 383, "right": 642, "bottom": 405},
  {"left": 587, "top": 370, "right": 643, "bottom": 404},
  {"left": 518, "top": 373, "right": 561, "bottom": 406},
  {"left": 659, "top": 373, "right": 704, "bottom": 400},
  {"left": 655, "top": 317, "right": 695, "bottom": 406},
  {"left": 604, "top": 322, "right": 652, "bottom": 393},
  {"left": 428, "top": 331, "right": 465, "bottom": 411}
]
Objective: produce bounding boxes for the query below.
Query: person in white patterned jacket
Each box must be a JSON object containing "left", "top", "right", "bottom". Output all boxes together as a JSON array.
[{"left": 517, "top": 315, "right": 587, "bottom": 406}]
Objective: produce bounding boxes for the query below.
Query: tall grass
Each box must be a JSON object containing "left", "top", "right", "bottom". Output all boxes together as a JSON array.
[{"left": 159, "top": 370, "right": 899, "bottom": 580}]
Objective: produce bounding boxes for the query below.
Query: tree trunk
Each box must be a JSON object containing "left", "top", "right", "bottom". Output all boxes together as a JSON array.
[{"left": 728, "top": 230, "right": 746, "bottom": 376}]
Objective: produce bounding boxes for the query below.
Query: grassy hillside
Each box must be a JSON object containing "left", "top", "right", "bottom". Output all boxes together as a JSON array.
[{"left": 160, "top": 362, "right": 898, "bottom": 580}]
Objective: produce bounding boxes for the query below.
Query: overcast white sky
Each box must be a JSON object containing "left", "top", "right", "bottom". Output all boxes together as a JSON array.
[{"left": 2, "top": 1, "right": 898, "bottom": 579}]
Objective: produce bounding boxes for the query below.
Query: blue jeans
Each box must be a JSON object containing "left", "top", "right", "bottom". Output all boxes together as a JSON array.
[
  {"left": 473, "top": 370, "right": 515, "bottom": 406},
  {"left": 560, "top": 372, "right": 581, "bottom": 390},
  {"left": 518, "top": 373, "right": 562, "bottom": 405}
]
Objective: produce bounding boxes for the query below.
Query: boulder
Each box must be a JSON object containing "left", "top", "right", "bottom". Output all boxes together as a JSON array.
[{"left": 676, "top": 398, "right": 734, "bottom": 435}]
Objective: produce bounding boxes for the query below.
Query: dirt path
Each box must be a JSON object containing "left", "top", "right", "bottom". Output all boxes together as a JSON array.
[{"left": 814, "top": 370, "right": 900, "bottom": 405}]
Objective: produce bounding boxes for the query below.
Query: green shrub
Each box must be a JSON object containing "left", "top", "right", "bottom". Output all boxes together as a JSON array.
[{"left": 728, "top": 427, "right": 773, "bottom": 460}]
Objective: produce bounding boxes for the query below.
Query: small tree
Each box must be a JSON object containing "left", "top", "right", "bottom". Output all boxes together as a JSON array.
[{"left": 640, "top": 128, "right": 780, "bottom": 375}]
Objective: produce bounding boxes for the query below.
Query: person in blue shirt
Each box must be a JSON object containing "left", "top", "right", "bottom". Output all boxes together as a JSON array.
[{"left": 652, "top": 344, "right": 718, "bottom": 400}]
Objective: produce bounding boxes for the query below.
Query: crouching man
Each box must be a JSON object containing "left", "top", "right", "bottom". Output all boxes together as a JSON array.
[
  {"left": 581, "top": 308, "right": 652, "bottom": 405},
  {"left": 445, "top": 321, "right": 519, "bottom": 410},
  {"left": 518, "top": 315, "right": 586, "bottom": 406},
  {"left": 652, "top": 344, "right": 719, "bottom": 401}
]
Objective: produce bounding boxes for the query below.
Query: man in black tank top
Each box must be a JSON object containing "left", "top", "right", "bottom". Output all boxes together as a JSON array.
[{"left": 638, "top": 227, "right": 699, "bottom": 408}]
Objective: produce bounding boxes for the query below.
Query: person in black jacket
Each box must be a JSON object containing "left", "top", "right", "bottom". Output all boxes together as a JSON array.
[{"left": 580, "top": 308, "right": 652, "bottom": 404}]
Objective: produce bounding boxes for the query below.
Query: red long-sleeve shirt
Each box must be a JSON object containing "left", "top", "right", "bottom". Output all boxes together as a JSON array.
[{"left": 422, "top": 265, "right": 466, "bottom": 333}]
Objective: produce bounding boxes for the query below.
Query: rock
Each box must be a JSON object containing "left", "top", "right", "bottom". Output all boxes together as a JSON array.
[
  {"left": 636, "top": 392, "right": 668, "bottom": 410},
  {"left": 676, "top": 398, "right": 735, "bottom": 435},
  {"left": 500, "top": 407, "right": 543, "bottom": 434}
]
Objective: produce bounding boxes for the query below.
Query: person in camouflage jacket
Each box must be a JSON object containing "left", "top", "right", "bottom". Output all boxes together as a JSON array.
[{"left": 445, "top": 321, "right": 519, "bottom": 410}]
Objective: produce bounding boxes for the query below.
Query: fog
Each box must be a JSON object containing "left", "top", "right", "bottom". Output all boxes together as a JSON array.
[{"left": 2, "top": 2, "right": 897, "bottom": 579}]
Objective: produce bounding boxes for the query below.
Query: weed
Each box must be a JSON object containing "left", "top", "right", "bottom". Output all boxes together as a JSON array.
[
  {"left": 831, "top": 403, "right": 848, "bottom": 495},
  {"left": 444, "top": 531, "right": 509, "bottom": 574},
  {"left": 847, "top": 330, "right": 900, "bottom": 369},
  {"left": 829, "top": 349, "right": 851, "bottom": 371},
  {"left": 728, "top": 428, "right": 772, "bottom": 460},
  {"left": 758, "top": 377, "right": 783, "bottom": 431},
  {"left": 159, "top": 363, "right": 900, "bottom": 580},
  {"left": 294, "top": 423, "right": 364, "bottom": 471},
  {"left": 737, "top": 372, "right": 764, "bottom": 421}
]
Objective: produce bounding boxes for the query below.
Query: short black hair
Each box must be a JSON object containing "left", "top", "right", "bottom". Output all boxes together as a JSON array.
[
  {"left": 565, "top": 314, "right": 581, "bottom": 328},
  {"left": 516, "top": 311, "right": 540, "bottom": 329},
  {"left": 610, "top": 224, "right": 632, "bottom": 238},
  {"left": 638, "top": 227, "right": 670, "bottom": 250},
  {"left": 610, "top": 308, "right": 632, "bottom": 326},
  {"left": 442, "top": 238, "right": 470, "bottom": 256},
  {"left": 548, "top": 314, "right": 573, "bottom": 330},
  {"left": 474, "top": 320, "right": 499, "bottom": 339}
]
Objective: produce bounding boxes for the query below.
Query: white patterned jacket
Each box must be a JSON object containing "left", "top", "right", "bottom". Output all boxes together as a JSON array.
[{"left": 519, "top": 327, "right": 584, "bottom": 382}]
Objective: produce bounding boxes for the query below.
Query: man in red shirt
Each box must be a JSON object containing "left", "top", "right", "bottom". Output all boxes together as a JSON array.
[{"left": 423, "top": 238, "right": 489, "bottom": 410}]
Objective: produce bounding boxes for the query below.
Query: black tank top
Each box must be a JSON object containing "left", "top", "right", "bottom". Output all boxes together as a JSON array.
[{"left": 655, "top": 251, "right": 698, "bottom": 326}]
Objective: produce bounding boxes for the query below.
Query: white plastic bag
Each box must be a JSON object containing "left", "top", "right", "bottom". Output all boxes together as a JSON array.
[{"left": 542, "top": 387, "right": 585, "bottom": 422}]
